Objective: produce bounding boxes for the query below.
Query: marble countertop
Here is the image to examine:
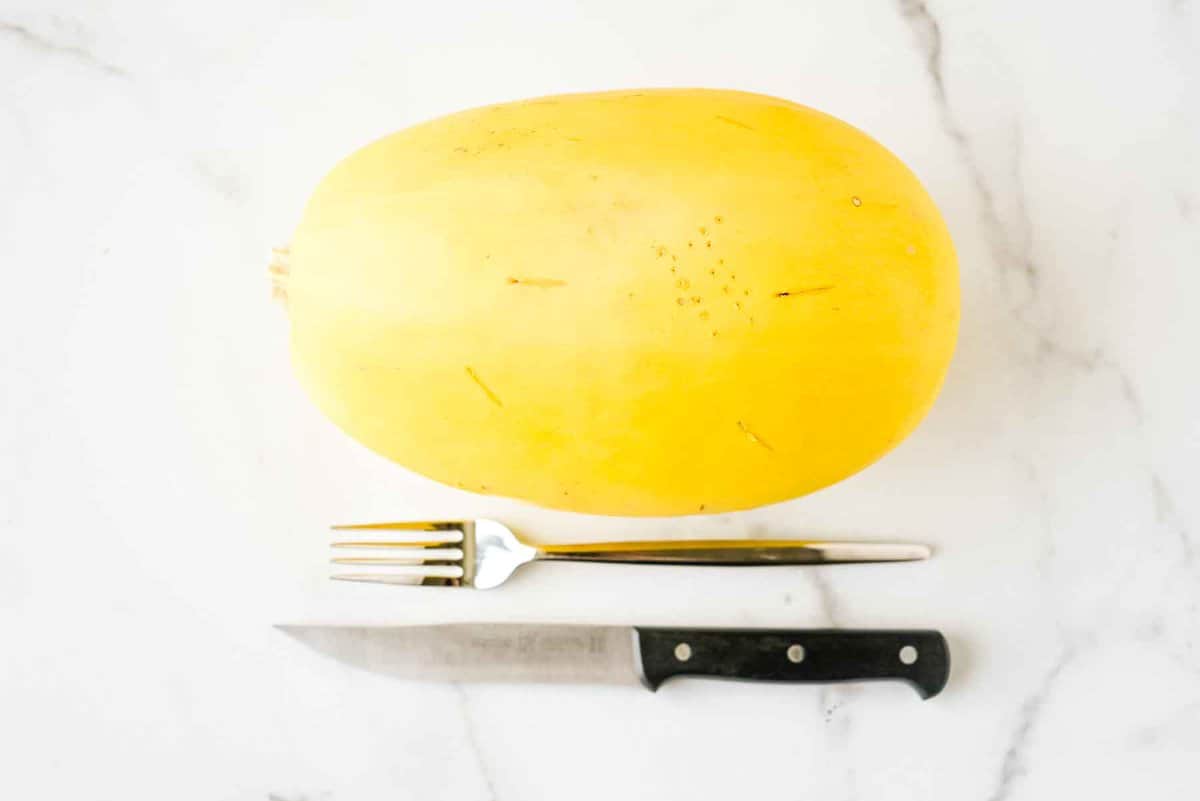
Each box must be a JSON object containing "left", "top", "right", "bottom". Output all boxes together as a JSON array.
[{"left": 2, "top": 0, "right": 1198, "bottom": 798}]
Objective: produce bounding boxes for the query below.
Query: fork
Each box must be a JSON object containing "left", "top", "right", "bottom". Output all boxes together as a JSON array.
[{"left": 330, "top": 519, "right": 931, "bottom": 589}]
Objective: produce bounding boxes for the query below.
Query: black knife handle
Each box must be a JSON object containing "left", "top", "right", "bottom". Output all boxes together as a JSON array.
[{"left": 634, "top": 628, "right": 950, "bottom": 699}]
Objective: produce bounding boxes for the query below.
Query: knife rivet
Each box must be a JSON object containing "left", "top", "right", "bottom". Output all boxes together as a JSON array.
[
  {"left": 787, "top": 644, "right": 805, "bottom": 663},
  {"left": 674, "top": 642, "right": 693, "bottom": 662},
  {"left": 899, "top": 645, "right": 918, "bottom": 665}
]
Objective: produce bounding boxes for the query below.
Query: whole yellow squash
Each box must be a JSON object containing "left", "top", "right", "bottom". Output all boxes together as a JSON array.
[{"left": 278, "top": 89, "right": 958, "bottom": 516}]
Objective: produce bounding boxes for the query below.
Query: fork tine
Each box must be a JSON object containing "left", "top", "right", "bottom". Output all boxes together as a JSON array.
[
  {"left": 332, "top": 564, "right": 465, "bottom": 582},
  {"left": 333, "top": 532, "right": 463, "bottom": 551},
  {"left": 331, "top": 521, "right": 462, "bottom": 532},
  {"left": 331, "top": 532, "right": 464, "bottom": 548},
  {"left": 331, "top": 521, "right": 464, "bottom": 546},
  {"left": 331, "top": 548, "right": 464, "bottom": 564}
]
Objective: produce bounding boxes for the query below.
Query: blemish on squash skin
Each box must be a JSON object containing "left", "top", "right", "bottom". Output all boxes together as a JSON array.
[
  {"left": 715, "top": 115, "right": 755, "bottom": 131},
  {"left": 508, "top": 277, "right": 566, "bottom": 288},
  {"left": 775, "top": 285, "right": 834, "bottom": 298},
  {"left": 851, "top": 196, "right": 862, "bottom": 207},
  {"left": 268, "top": 247, "right": 290, "bottom": 304},
  {"left": 737, "top": 420, "right": 774, "bottom": 451},
  {"left": 465, "top": 367, "right": 503, "bottom": 407}
]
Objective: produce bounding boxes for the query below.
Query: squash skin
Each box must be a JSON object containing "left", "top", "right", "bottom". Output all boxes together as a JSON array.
[{"left": 285, "top": 89, "right": 959, "bottom": 516}]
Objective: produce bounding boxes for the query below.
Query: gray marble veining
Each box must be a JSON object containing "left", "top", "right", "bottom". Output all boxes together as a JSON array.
[{"left": 1, "top": 0, "right": 1197, "bottom": 799}]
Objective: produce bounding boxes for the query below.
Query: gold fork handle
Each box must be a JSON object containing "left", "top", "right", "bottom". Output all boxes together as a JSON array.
[{"left": 535, "top": 539, "right": 929, "bottom": 565}]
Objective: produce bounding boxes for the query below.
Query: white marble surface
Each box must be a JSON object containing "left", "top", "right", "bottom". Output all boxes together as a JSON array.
[{"left": 2, "top": 0, "right": 1198, "bottom": 798}]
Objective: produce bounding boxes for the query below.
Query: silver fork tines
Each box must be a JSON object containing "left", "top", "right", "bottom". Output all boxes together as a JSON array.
[
  {"left": 329, "top": 520, "right": 476, "bottom": 587},
  {"left": 330, "top": 518, "right": 931, "bottom": 590}
]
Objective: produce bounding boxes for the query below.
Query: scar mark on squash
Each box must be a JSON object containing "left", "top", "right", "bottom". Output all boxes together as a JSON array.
[
  {"left": 775, "top": 285, "right": 834, "bottom": 298},
  {"left": 508, "top": 276, "right": 567, "bottom": 288},
  {"left": 465, "top": 367, "right": 503, "bottom": 407},
  {"left": 715, "top": 115, "right": 755, "bottom": 131},
  {"left": 737, "top": 420, "right": 774, "bottom": 451}
]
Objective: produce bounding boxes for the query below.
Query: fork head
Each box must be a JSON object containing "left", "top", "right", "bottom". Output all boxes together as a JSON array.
[{"left": 330, "top": 518, "right": 536, "bottom": 589}]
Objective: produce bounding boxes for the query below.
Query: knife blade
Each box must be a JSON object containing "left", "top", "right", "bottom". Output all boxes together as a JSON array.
[{"left": 279, "top": 624, "right": 950, "bottom": 699}]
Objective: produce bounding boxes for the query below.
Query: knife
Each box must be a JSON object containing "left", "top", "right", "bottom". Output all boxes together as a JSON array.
[{"left": 279, "top": 624, "right": 950, "bottom": 699}]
